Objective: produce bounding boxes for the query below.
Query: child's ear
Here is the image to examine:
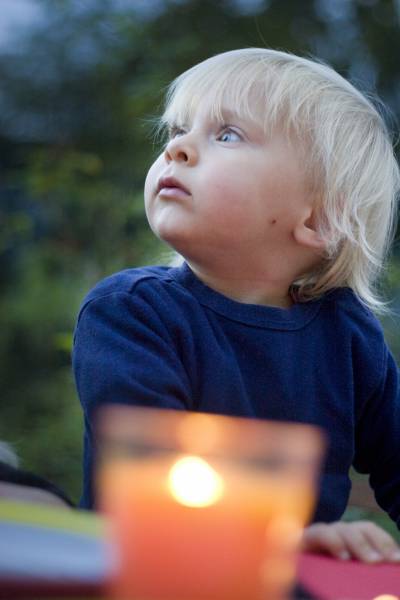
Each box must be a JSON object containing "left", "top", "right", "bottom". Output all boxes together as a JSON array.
[{"left": 293, "top": 214, "right": 326, "bottom": 251}]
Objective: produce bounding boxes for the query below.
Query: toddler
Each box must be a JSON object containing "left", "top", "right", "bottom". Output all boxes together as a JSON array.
[{"left": 73, "top": 48, "right": 400, "bottom": 563}]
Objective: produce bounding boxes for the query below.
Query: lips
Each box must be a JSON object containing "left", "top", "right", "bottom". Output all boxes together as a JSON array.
[{"left": 157, "top": 176, "right": 191, "bottom": 198}]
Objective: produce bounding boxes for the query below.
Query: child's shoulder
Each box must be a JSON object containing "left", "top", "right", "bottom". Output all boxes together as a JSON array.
[
  {"left": 88, "top": 265, "right": 171, "bottom": 297},
  {"left": 323, "top": 287, "right": 385, "bottom": 345},
  {"left": 79, "top": 265, "right": 179, "bottom": 312},
  {"left": 322, "top": 289, "right": 392, "bottom": 394}
]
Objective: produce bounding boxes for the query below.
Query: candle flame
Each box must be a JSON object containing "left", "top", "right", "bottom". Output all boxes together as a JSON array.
[{"left": 167, "top": 455, "right": 224, "bottom": 507}]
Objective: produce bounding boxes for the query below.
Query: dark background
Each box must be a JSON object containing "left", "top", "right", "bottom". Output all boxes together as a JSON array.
[{"left": 1, "top": 0, "right": 399, "bottom": 533}]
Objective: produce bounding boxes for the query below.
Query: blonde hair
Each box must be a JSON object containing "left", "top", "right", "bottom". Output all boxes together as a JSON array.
[{"left": 158, "top": 48, "right": 400, "bottom": 311}]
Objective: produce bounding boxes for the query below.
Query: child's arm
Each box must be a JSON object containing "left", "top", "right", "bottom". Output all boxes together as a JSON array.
[
  {"left": 351, "top": 334, "right": 400, "bottom": 530},
  {"left": 302, "top": 521, "right": 400, "bottom": 563},
  {"left": 73, "top": 284, "right": 193, "bottom": 508}
]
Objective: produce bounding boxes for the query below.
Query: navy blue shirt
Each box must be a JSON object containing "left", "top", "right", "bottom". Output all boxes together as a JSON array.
[{"left": 73, "top": 263, "right": 400, "bottom": 526}]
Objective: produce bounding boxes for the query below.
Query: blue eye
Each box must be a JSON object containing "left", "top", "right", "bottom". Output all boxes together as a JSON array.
[{"left": 217, "top": 128, "right": 241, "bottom": 143}]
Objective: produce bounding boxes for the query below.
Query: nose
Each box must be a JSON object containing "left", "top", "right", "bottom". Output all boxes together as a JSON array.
[{"left": 164, "top": 133, "right": 198, "bottom": 165}]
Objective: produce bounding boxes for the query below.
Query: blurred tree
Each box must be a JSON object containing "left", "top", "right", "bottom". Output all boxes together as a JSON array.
[{"left": 0, "top": 0, "right": 399, "bottom": 502}]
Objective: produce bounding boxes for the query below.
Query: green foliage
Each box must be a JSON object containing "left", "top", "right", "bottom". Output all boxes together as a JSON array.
[{"left": 1, "top": 1, "right": 400, "bottom": 523}]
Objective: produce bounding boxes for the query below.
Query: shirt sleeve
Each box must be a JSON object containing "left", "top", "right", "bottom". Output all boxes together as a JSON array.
[
  {"left": 72, "top": 289, "right": 192, "bottom": 508},
  {"left": 353, "top": 344, "right": 400, "bottom": 528}
]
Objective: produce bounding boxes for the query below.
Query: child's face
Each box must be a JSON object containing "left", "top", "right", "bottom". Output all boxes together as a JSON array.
[{"left": 145, "top": 99, "right": 313, "bottom": 271}]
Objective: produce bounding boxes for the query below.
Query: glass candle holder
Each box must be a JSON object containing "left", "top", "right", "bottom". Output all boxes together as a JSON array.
[{"left": 97, "top": 406, "right": 325, "bottom": 600}]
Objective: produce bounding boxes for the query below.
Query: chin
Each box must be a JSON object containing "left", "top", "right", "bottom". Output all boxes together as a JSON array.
[{"left": 156, "top": 226, "right": 195, "bottom": 252}]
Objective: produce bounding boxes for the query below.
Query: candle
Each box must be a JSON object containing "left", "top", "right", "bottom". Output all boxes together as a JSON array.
[{"left": 97, "top": 408, "right": 324, "bottom": 600}]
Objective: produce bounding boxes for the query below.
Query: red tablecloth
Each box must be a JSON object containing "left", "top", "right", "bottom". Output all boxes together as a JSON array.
[{"left": 297, "top": 552, "right": 400, "bottom": 599}]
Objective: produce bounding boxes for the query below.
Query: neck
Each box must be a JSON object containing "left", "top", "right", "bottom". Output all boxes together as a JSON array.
[{"left": 186, "top": 261, "right": 293, "bottom": 308}]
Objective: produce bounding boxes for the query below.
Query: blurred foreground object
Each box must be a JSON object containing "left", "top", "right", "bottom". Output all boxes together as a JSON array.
[
  {"left": 0, "top": 462, "right": 75, "bottom": 509},
  {"left": 0, "top": 499, "right": 398, "bottom": 599},
  {"left": 97, "top": 406, "right": 325, "bottom": 600},
  {"left": 0, "top": 441, "right": 74, "bottom": 508},
  {"left": 0, "top": 499, "right": 106, "bottom": 598}
]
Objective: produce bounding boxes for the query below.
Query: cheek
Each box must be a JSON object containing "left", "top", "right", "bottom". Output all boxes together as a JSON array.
[
  {"left": 204, "top": 175, "right": 243, "bottom": 208},
  {"left": 144, "top": 156, "right": 164, "bottom": 204},
  {"left": 204, "top": 176, "right": 256, "bottom": 223}
]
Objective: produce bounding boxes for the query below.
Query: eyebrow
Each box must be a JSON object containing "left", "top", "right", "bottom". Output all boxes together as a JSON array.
[
  {"left": 165, "top": 106, "right": 264, "bottom": 138},
  {"left": 217, "top": 106, "right": 265, "bottom": 139},
  {"left": 218, "top": 107, "right": 243, "bottom": 122},
  {"left": 168, "top": 107, "right": 250, "bottom": 126},
  {"left": 219, "top": 106, "right": 263, "bottom": 128}
]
